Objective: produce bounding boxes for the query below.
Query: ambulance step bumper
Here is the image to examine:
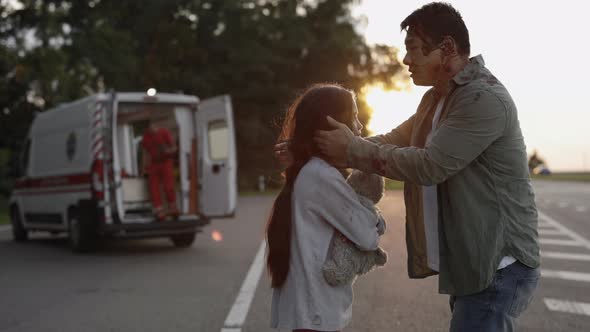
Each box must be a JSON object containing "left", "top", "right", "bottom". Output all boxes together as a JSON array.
[{"left": 100, "top": 219, "right": 210, "bottom": 239}]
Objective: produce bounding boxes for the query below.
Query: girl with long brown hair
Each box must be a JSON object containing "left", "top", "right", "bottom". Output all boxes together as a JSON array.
[{"left": 267, "top": 84, "right": 382, "bottom": 332}]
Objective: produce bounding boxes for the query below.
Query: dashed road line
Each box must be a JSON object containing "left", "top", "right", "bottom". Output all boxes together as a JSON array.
[
  {"left": 558, "top": 202, "right": 570, "bottom": 208},
  {"left": 544, "top": 298, "right": 590, "bottom": 316},
  {"left": 542, "top": 270, "right": 590, "bottom": 282},
  {"left": 537, "top": 210, "right": 590, "bottom": 319},
  {"left": 538, "top": 229, "right": 563, "bottom": 236},
  {"left": 540, "top": 238, "right": 582, "bottom": 247},
  {"left": 575, "top": 206, "right": 588, "bottom": 213},
  {"left": 542, "top": 251, "right": 590, "bottom": 262},
  {"left": 538, "top": 211, "right": 590, "bottom": 251},
  {"left": 537, "top": 221, "right": 553, "bottom": 228}
]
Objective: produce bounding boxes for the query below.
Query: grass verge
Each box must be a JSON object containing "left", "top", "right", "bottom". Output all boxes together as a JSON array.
[
  {"left": 532, "top": 172, "right": 590, "bottom": 182},
  {"left": 385, "top": 178, "right": 404, "bottom": 191},
  {"left": 0, "top": 195, "right": 8, "bottom": 225}
]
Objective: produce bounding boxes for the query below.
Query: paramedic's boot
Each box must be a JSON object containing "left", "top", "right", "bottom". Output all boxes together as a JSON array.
[
  {"left": 167, "top": 205, "right": 180, "bottom": 219},
  {"left": 154, "top": 207, "right": 166, "bottom": 221}
]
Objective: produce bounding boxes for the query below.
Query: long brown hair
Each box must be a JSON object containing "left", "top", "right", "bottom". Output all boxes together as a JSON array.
[{"left": 266, "top": 83, "right": 356, "bottom": 288}]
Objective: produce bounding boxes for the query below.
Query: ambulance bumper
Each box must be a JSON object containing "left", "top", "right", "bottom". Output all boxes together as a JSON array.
[{"left": 100, "top": 218, "right": 210, "bottom": 239}]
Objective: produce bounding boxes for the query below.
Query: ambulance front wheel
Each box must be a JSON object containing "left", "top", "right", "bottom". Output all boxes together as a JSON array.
[
  {"left": 170, "top": 232, "right": 196, "bottom": 248},
  {"left": 68, "top": 208, "right": 97, "bottom": 253},
  {"left": 10, "top": 207, "right": 28, "bottom": 242}
]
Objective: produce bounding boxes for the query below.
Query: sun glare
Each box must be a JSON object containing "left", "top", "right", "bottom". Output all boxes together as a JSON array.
[{"left": 362, "top": 83, "right": 423, "bottom": 136}]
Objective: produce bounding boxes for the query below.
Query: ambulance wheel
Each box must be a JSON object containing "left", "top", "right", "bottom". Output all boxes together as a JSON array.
[
  {"left": 170, "top": 233, "right": 196, "bottom": 248},
  {"left": 68, "top": 209, "right": 97, "bottom": 253},
  {"left": 11, "top": 207, "right": 28, "bottom": 242}
]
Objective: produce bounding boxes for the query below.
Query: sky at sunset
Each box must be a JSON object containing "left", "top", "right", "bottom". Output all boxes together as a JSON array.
[
  {"left": 354, "top": 0, "right": 590, "bottom": 172},
  {"left": 4, "top": 0, "right": 589, "bottom": 171}
]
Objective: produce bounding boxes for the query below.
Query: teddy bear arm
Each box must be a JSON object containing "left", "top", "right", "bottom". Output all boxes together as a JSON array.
[{"left": 322, "top": 235, "right": 358, "bottom": 286}]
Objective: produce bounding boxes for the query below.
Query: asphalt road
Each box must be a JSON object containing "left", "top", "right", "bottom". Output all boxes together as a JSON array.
[{"left": 1, "top": 180, "right": 589, "bottom": 331}]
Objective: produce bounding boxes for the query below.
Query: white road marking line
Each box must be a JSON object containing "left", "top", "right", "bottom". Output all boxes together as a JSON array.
[
  {"left": 544, "top": 298, "right": 590, "bottom": 316},
  {"left": 542, "top": 251, "right": 590, "bottom": 261},
  {"left": 542, "top": 269, "right": 590, "bottom": 282},
  {"left": 539, "top": 238, "right": 582, "bottom": 246},
  {"left": 575, "top": 206, "right": 588, "bottom": 213},
  {"left": 221, "top": 241, "right": 266, "bottom": 331},
  {"left": 558, "top": 202, "right": 570, "bottom": 208},
  {"left": 0, "top": 225, "right": 10, "bottom": 233},
  {"left": 538, "top": 211, "right": 590, "bottom": 251},
  {"left": 538, "top": 229, "right": 563, "bottom": 236}
]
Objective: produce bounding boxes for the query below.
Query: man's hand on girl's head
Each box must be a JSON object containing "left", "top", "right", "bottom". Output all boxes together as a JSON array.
[{"left": 314, "top": 116, "right": 354, "bottom": 168}]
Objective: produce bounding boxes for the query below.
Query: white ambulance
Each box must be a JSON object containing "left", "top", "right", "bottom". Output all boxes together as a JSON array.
[{"left": 8, "top": 91, "right": 237, "bottom": 252}]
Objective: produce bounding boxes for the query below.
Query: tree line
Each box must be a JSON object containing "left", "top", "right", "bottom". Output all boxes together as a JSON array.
[{"left": 0, "top": 0, "right": 405, "bottom": 192}]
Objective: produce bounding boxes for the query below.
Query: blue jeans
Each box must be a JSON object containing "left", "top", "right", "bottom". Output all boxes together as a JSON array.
[{"left": 449, "top": 261, "right": 540, "bottom": 332}]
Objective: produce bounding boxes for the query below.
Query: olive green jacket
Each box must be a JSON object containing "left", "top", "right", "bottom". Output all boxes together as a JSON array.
[{"left": 348, "top": 55, "right": 540, "bottom": 296}]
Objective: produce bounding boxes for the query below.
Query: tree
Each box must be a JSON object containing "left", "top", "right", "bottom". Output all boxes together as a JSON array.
[
  {"left": 528, "top": 150, "right": 546, "bottom": 173},
  {"left": 0, "top": 0, "right": 406, "bottom": 190}
]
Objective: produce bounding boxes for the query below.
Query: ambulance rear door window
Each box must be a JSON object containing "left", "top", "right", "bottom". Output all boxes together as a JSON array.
[{"left": 208, "top": 120, "right": 229, "bottom": 161}]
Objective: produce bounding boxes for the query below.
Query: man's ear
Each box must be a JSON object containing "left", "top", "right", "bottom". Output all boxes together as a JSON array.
[{"left": 439, "top": 36, "right": 457, "bottom": 57}]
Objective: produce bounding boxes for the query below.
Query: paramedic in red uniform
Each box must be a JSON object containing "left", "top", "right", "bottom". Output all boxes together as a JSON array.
[{"left": 142, "top": 120, "right": 179, "bottom": 221}]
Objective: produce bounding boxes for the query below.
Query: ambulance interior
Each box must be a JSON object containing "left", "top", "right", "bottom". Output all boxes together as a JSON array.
[{"left": 114, "top": 103, "right": 198, "bottom": 222}]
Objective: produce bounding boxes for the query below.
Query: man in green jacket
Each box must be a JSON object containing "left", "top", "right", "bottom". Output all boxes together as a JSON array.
[{"left": 308, "top": 2, "right": 540, "bottom": 331}]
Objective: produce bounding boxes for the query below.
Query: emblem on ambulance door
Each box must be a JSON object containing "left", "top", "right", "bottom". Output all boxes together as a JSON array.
[{"left": 66, "top": 132, "right": 77, "bottom": 161}]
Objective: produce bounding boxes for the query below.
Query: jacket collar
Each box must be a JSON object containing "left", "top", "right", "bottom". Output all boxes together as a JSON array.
[{"left": 451, "top": 54, "right": 485, "bottom": 86}]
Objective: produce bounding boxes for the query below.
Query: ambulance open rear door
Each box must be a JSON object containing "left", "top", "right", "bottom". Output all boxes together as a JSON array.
[{"left": 194, "top": 95, "right": 237, "bottom": 218}]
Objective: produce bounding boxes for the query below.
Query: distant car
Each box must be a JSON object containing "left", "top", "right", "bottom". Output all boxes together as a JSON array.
[{"left": 533, "top": 165, "right": 551, "bottom": 175}]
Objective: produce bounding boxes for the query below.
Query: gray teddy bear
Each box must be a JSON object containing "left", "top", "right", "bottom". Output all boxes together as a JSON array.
[{"left": 322, "top": 170, "right": 388, "bottom": 286}]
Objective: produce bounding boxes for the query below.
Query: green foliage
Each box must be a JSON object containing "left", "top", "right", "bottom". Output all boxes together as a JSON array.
[
  {"left": 0, "top": 194, "right": 7, "bottom": 225},
  {"left": 0, "top": 149, "right": 14, "bottom": 196},
  {"left": 531, "top": 173, "right": 590, "bottom": 182},
  {"left": 384, "top": 178, "right": 404, "bottom": 191},
  {"left": 0, "top": 0, "right": 405, "bottom": 189},
  {"left": 528, "top": 150, "right": 545, "bottom": 172}
]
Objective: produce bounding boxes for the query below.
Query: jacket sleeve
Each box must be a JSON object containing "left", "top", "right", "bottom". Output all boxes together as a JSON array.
[
  {"left": 309, "top": 168, "right": 380, "bottom": 251},
  {"left": 347, "top": 88, "right": 507, "bottom": 185}
]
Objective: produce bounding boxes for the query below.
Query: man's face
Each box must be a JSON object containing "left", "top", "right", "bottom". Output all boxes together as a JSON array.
[{"left": 403, "top": 31, "right": 443, "bottom": 86}]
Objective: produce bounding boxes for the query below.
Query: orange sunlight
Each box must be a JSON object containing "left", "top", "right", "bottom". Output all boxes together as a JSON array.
[{"left": 362, "top": 82, "right": 422, "bottom": 136}]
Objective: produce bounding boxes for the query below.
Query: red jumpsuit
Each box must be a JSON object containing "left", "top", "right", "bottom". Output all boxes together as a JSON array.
[{"left": 142, "top": 127, "right": 176, "bottom": 212}]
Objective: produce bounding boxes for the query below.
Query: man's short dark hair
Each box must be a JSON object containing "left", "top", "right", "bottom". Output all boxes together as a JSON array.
[{"left": 401, "top": 2, "right": 470, "bottom": 56}]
